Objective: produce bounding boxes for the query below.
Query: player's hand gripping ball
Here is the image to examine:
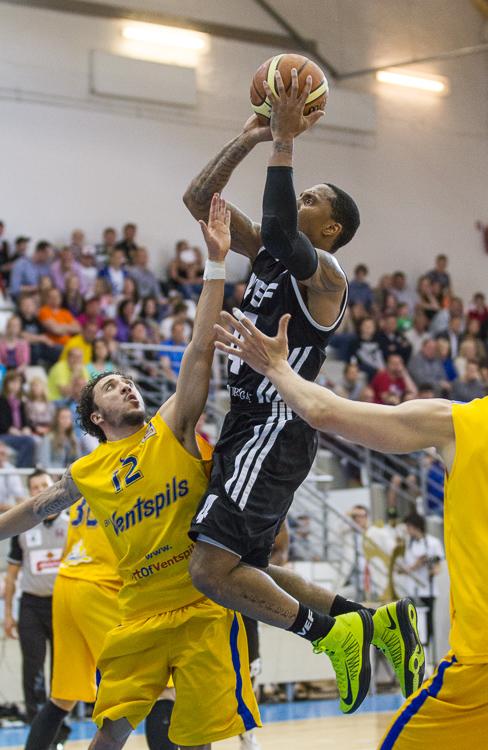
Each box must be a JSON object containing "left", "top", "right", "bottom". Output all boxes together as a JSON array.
[{"left": 250, "top": 53, "right": 328, "bottom": 124}]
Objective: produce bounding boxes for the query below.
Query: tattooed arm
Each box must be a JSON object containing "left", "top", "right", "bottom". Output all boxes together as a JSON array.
[
  {"left": 0, "top": 468, "right": 81, "bottom": 541},
  {"left": 183, "top": 117, "right": 271, "bottom": 260}
]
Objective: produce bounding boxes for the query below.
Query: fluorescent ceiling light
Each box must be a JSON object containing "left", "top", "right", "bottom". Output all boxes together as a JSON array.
[
  {"left": 376, "top": 70, "right": 447, "bottom": 93},
  {"left": 122, "top": 23, "right": 206, "bottom": 50}
]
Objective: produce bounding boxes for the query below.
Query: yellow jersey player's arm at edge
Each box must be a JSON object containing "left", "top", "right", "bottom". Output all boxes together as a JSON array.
[
  {"left": 0, "top": 467, "right": 81, "bottom": 542},
  {"left": 216, "top": 312, "right": 457, "bottom": 471}
]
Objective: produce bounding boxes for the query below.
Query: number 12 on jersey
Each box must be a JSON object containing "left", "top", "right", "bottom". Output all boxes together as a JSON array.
[{"left": 112, "top": 455, "right": 143, "bottom": 493}]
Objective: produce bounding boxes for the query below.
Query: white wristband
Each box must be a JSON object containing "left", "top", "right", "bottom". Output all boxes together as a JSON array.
[{"left": 203, "top": 259, "right": 226, "bottom": 280}]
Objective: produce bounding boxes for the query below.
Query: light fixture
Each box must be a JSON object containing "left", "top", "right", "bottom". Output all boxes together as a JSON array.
[
  {"left": 376, "top": 69, "right": 448, "bottom": 93},
  {"left": 122, "top": 23, "right": 206, "bottom": 50}
]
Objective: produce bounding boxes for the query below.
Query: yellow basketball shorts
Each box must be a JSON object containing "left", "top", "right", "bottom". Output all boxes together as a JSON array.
[
  {"left": 93, "top": 598, "right": 261, "bottom": 747},
  {"left": 378, "top": 651, "right": 488, "bottom": 748},
  {"left": 51, "top": 575, "right": 120, "bottom": 703}
]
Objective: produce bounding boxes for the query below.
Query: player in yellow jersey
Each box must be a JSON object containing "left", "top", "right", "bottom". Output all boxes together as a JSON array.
[
  {"left": 24, "top": 497, "right": 177, "bottom": 750},
  {"left": 0, "top": 195, "right": 261, "bottom": 749},
  {"left": 215, "top": 309, "right": 488, "bottom": 749}
]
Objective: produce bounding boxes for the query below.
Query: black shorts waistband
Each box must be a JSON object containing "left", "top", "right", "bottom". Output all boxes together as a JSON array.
[{"left": 229, "top": 400, "right": 294, "bottom": 415}]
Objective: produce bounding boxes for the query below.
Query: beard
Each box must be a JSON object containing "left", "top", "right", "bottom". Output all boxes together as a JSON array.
[{"left": 119, "top": 407, "right": 145, "bottom": 427}]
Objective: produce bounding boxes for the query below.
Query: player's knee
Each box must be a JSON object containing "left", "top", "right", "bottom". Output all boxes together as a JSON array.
[{"left": 98, "top": 718, "right": 132, "bottom": 745}]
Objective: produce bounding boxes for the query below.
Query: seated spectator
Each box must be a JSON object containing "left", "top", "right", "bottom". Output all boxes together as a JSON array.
[
  {"left": 408, "top": 338, "right": 450, "bottom": 396},
  {"left": 0, "top": 315, "right": 30, "bottom": 372},
  {"left": 377, "top": 313, "right": 412, "bottom": 364},
  {"left": 128, "top": 247, "right": 162, "bottom": 300},
  {"left": 63, "top": 375, "right": 98, "bottom": 455},
  {"left": 140, "top": 296, "right": 165, "bottom": 343},
  {"left": 289, "top": 514, "right": 322, "bottom": 562},
  {"left": 38, "top": 406, "right": 80, "bottom": 468},
  {"left": 160, "top": 300, "right": 193, "bottom": 341},
  {"left": 430, "top": 296, "right": 464, "bottom": 338},
  {"left": 93, "top": 277, "right": 116, "bottom": 318},
  {"left": 168, "top": 239, "right": 204, "bottom": 299},
  {"left": 78, "top": 246, "right": 98, "bottom": 297},
  {"left": 436, "top": 337, "right": 457, "bottom": 382},
  {"left": 348, "top": 316, "right": 385, "bottom": 380},
  {"left": 115, "top": 222, "right": 138, "bottom": 262},
  {"left": 396, "top": 302, "right": 413, "bottom": 332},
  {"left": 9, "top": 240, "right": 53, "bottom": 300},
  {"left": 77, "top": 296, "right": 105, "bottom": 332},
  {"left": 415, "top": 275, "right": 441, "bottom": 321},
  {"left": 87, "top": 339, "right": 116, "bottom": 380},
  {"left": 115, "top": 299, "right": 136, "bottom": 342},
  {"left": 372, "top": 273, "right": 393, "bottom": 312},
  {"left": 124, "top": 321, "right": 159, "bottom": 386},
  {"left": 38, "top": 288, "right": 81, "bottom": 346},
  {"left": 62, "top": 272, "right": 84, "bottom": 317},
  {"left": 333, "top": 361, "right": 365, "bottom": 401},
  {"left": 24, "top": 377, "right": 55, "bottom": 437},
  {"left": 68, "top": 228, "right": 86, "bottom": 260},
  {"left": 160, "top": 321, "right": 189, "bottom": 382},
  {"left": 60, "top": 321, "right": 98, "bottom": 364},
  {"left": 0, "top": 371, "right": 35, "bottom": 467},
  {"left": 98, "top": 248, "right": 128, "bottom": 296},
  {"left": 47, "top": 347, "right": 89, "bottom": 402},
  {"left": 50, "top": 246, "right": 86, "bottom": 295},
  {"left": 0, "top": 442, "right": 25, "bottom": 512},
  {"left": 3, "top": 236, "right": 29, "bottom": 288},
  {"left": 371, "top": 353, "right": 417, "bottom": 405},
  {"left": 460, "top": 318, "right": 487, "bottom": 361},
  {"left": 330, "top": 302, "right": 368, "bottom": 361},
  {"left": 390, "top": 271, "right": 417, "bottom": 314},
  {"left": 451, "top": 360, "right": 486, "bottom": 402},
  {"left": 467, "top": 292, "right": 488, "bottom": 327},
  {"left": 426, "top": 253, "right": 451, "bottom": 296},
  {"left": 18, "top": 294, "right": 61, "bottom": 366},
  {"left": 120, "top": 276, "right": 140, "bottom": 311},
  {"left": 455, "top": 338, "right": 480, "bottom": 379},
  {"left": 0, "top": 222, "right": 12, "bottom": 288},
  {"left": 348, "top": 264, "right": 373, "bottom": 310},
  {"left": 101, "top": 318, "right": 120, "bottom": 364},
  {"left": 95, "top": 226, "right": 117, "bottom": 268},
  {"left": 38, "top": 273, "right": 55, "bottom": 303}
]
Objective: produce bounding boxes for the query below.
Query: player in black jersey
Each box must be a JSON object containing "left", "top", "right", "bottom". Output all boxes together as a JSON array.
[{"left": 184, "top": 69, "right": 424, "bottom": 713}]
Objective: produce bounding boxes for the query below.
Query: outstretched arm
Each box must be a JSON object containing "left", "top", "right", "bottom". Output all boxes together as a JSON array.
[
  {"left": 0, "top": 469, "right": 81, "bottom": 542},
  {"left": 160, "top": 194, "right": 230, "bottom": 455},
  {"left": 215, "top": 312, "right": 455, "bottom": 463},
  {"left": 183, "top": 118, "right": 270, "bottom": 260}
]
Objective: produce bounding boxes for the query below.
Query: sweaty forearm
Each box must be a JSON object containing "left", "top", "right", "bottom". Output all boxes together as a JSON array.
[{"left": 183, "top": 134, "right": 255, "bottom": 214}]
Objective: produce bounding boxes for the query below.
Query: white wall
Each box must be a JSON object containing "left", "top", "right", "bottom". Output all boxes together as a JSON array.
[{"left": 0, "top": 2, "right": 487, "bottom": 294}]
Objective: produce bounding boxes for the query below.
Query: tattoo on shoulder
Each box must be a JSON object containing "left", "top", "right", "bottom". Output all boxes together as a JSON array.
[{"left": 32, "top": 468, "right": 80, "bottom": 519}]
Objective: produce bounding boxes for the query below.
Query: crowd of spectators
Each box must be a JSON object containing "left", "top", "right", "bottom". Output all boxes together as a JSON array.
[
  {"left": 0, "top": 219, "right": 242, "bottom": 498},
  {"left": 329, "top": 254, "right": 488, "bottom": 406}
]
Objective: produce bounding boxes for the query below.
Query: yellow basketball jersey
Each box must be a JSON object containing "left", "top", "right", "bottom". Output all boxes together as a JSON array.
[
  {"left": 59, "top": 499, "right": 122, "bottom": 591},
  {"left": 70, "top": 413, "right": 211, "bottom": 621},
  {"left": 446, "top": 398, "right": 488, "bottom": 663}
]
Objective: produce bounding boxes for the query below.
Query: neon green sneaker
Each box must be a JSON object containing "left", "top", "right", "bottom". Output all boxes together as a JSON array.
[
  {"left": 312, "top": 610, "right": 373, "bottom": 714},
  {"left": 372, "top": 598, "right": 425, "bottom": 697}
]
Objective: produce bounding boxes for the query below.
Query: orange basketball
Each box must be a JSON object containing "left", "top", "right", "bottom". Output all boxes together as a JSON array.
[{"left": 250, "top": 53, "right": 328, "bottom": 125}]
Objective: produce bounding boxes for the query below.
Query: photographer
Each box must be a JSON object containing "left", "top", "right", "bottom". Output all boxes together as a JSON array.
[{"left": 401, "top": 512, "right": 444, "bottom": 649}]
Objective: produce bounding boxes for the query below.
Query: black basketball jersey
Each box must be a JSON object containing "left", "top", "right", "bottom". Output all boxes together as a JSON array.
[{"left": 227, "top": 249, "right": 348, "bottom": 406}]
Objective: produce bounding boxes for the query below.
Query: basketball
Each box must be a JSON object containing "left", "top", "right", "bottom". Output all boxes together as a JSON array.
[{"left": 250, "top": 53, "right": 329, "bottom": 124}]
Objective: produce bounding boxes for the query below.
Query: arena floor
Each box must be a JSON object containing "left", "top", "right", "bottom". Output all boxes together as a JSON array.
[{"left": 0, "top": 695, "right": 402, "bottom": 749}]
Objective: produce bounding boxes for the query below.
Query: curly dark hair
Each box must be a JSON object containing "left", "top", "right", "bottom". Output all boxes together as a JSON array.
[{"left": 76, "top": 371, "right": 124, "bottom": 443}]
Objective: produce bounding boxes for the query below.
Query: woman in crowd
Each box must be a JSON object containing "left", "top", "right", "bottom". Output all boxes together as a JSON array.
[
  {"left": 140, "top": 296, "right": 165, "bottom": 343},
  {"left": 24, "top": 377, "right": 55, "bottom": 438},
  {"left": 63, "top": 272, "right": 84, "bottom": 317},
  {"left": 0, "top": 371, "right": 35, "bottom": 467},
  {"left": 87, "top": 339, "right": 115, "bottom": 380},
  {"left": 115, "top": 298, "right": 136, "bottom": 343},
  {"left": 38, "top": 406, "right": 80, "bottom": 468},
  {"left": 0, "top": 315, "right": 30, "bottom": 372},
  {"left": 416, "top": 275, "right": 441, "bottom": 321},
  {"left": 436, "top": 337, "right": 457, "bottom": 383},
  {"left": 168, "top": 239, "right": 204, "bottom": 299}
]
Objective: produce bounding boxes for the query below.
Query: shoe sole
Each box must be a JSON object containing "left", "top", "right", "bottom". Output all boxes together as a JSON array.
[
  {"left": 345, "top": 609, "right": 374, "bottom": 714},
  {"left": 397, "top": 598, "right": 425, "bottom": 696}
]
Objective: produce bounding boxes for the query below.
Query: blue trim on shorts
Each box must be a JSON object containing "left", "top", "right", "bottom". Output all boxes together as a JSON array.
[
  {"left": 229, "top": 613, "right": 257, "bottom": 731},
  {"left": 380, "top": 655, "right": 457, "bottom": 749}
]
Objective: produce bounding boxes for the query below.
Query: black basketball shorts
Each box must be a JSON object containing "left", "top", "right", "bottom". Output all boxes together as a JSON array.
[{"left": 189, "top": 401, "right": 317, "bottom": 568}]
